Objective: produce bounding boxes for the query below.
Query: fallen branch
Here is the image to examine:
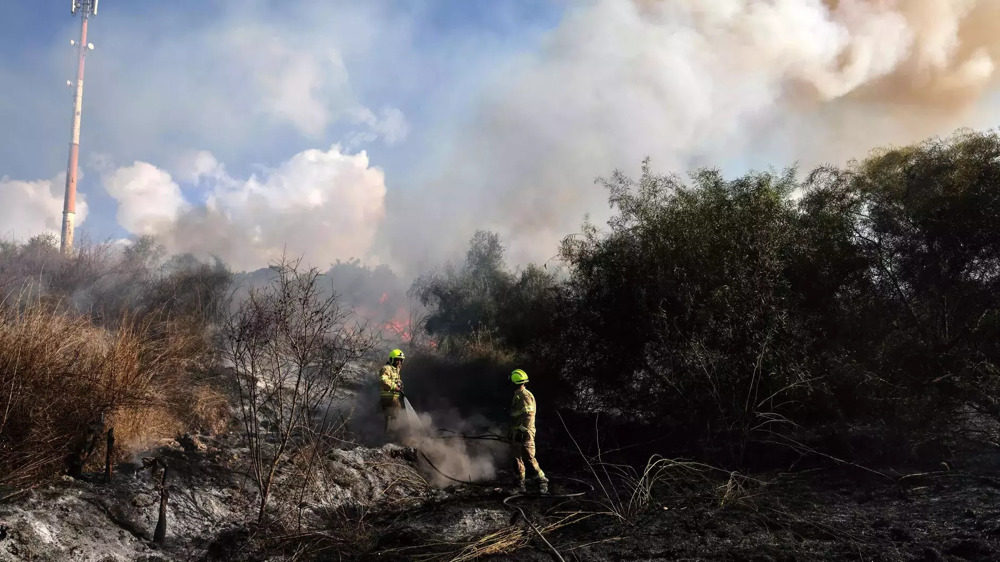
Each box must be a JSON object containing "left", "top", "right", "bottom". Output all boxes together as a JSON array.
[{"left": 503, "top": 495, "right": 566, "bottom": 562}]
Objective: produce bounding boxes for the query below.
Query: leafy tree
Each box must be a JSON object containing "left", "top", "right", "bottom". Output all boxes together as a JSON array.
[
  {"left": 411, "top": 129, "right": 1000, "bottom": 460},
  {"left": 829, "top": 130, "right": 1000, "bottom": 426},
  {"left": 411, "top": 230, "right": 559, "bottom": 355}
]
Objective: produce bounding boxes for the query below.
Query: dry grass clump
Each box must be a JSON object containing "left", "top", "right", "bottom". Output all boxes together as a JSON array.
[
  {"left": 179, "top": 382, "right": 233, "bottom": 435},
  {"left": 410, "top": 512, "right": 587, "bottom": 562},
  {"left": 0, "top": 299, "right": 222, "bottom": 488}
]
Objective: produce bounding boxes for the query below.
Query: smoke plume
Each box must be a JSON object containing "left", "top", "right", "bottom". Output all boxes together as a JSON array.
[
  {"left": 11, "top": 0, "right": 999, "bottom": 278},
  {"left": 397, "top": 409, "right": 504, "bottom": 488},
  {"left": 387, "top": 0, "right": 1000, "bottom": 270},
  {"left": 344, "top": 371, "right": 505, "bottom": 488}
]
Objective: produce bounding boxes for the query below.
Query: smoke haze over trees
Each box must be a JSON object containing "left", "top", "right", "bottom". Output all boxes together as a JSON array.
[{"left": 413, "top": 127, "right": 1000, "bottom": 464}]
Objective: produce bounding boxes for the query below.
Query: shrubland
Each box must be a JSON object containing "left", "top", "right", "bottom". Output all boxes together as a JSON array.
[
  {"left": 412, "top": 128, "right": 1000, "bottom": 467},
  {"left": 0, "top": 235, "right": 232, "bottom": 490}
]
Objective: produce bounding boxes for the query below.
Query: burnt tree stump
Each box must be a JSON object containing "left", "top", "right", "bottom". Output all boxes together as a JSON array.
[
  {"left": 104, "top": 427, "right": 115, "bottom": 482},
  {"left": 142, "top": 457, "right": 170, "bottom": 546},
  {"left": 153, "top": 465, "right": 169, "bottom": 545}
]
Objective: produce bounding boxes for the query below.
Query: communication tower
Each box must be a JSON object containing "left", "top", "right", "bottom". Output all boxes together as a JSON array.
[{"left": 61, "top": 0, "right": 99, "bottom": 254}]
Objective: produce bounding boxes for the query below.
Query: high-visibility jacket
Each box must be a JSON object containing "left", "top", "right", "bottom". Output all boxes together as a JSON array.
[
  {"left": 510, "top": 387, "right": 537, "bottom": 438},
  {"left": 380, "top": 363, "right": 402, "bottom": 399}
]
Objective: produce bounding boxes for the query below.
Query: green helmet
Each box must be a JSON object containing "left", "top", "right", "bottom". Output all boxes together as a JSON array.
[
  {"left": 510, "top": 369, "right": 528, "bottom": 384},
  {"left": 389, "top": 349, "right": 405, "bottom": 362}
]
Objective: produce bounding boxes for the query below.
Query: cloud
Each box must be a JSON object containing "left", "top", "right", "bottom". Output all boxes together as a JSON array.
[
  {"left": 102, "top": 162, "right": 189, "bottom": 236},
  {"left": 102, "top": 145, "right": 387, "bottom": 272},
  {"left": 6, "top": 0, "right": 999, "bottom": 277},
  {"left": 0, "top": 174, "right": 89, "bottom": 242}
]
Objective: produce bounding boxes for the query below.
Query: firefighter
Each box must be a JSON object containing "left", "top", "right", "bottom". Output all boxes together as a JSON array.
[
  {"left": 379, "top": 349, "right": 406, "bottom": 434},
  {"left": 509, "top": 369, "right": 548, "bottom": 494}
]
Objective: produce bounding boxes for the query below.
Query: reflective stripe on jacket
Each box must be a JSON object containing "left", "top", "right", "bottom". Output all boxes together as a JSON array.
[
  {"left": 380, "top": 364, "right": 402, "bottom": 398},
  {"left": 510, "top": 387, "right": 537, "bottom": 437}
]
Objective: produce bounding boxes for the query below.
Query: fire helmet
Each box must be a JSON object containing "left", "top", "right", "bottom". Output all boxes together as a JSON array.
[
  {"left": 389, "top": 349, "right": 405, "bottom": 362},
  {"left": 510, "top": 369, "right": 528, "bottom": 384}
]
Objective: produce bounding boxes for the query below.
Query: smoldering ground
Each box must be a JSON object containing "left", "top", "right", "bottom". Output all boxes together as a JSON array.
[{"left": 336, "top": 354, "right": 512, "bottom": 488}]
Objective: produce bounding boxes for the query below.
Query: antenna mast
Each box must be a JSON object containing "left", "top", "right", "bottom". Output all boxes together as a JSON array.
[{"left": 61, "top": 0, "right": 99, "bottom": 254}]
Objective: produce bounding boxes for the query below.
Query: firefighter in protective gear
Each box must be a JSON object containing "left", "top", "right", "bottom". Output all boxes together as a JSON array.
[
  {"left": 509, "top": 369, "right": 548, "bottom": 494},
  {"left": 380, "top": 349, "right": 405, "bottom": 433}
]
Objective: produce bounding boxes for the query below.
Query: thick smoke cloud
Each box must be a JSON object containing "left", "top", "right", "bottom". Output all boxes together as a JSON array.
[
  {"left": 825, "top": 0, "right": 1000, "bottom": 107},
  {"left": 386, "top": 0, "right": 1000, "bottom": 271},
  {"left": 101, "top": 145, "right": 386, "bottom": 272},
  {"left": 6, "top": 0, "right": 999, "bottom": 277},
  {"left": 0, "top": 174, "right": 89, "bottom": 242}
]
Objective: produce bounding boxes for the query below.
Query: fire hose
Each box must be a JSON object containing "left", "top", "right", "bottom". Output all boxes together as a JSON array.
[{"left": 416, "top": 432, "right": 593, "bottom": 562}]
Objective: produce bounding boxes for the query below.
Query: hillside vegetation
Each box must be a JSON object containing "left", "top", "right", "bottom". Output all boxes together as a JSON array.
[{"left": 0, "top": 236, "right": 231, "bottom": 490}]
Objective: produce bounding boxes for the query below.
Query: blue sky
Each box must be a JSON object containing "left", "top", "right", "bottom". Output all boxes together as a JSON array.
[
  {"left": 1, "top": 1, "right": 998, "bottom": 273},
  {"left": 0, "top": 1, "right": 564, "bottom": 249}
]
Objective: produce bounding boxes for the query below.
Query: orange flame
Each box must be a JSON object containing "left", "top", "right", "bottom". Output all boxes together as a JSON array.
[{"left": 383, "top": 306, "right": 412, "bottom": 342}]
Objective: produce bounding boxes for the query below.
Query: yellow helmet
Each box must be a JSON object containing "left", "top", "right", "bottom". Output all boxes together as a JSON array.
[
  {"left": 510, "top": 369, "right": 528, "bottom": 384},
  {"left": 389, "top": 349, "right": 405, "bottom": 361}
]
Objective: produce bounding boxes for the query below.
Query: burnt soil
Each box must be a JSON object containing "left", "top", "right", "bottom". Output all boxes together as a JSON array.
[
  {"left": 2, "top": 435, "right": 999, "bottom": 561},
  {"left": 356, "top": 453, "right": 1000, "bottom": 562},
  {"left": 487, "top": 467, "right": 1000, "bottom": 561}
]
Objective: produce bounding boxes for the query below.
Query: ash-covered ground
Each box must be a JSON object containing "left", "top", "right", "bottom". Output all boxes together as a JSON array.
[
  {"left": 2, "top": 359, "right": 999, "bottom": 561},
  {"left": 2, "top": 429, "right": 999, "bottom": 561}
]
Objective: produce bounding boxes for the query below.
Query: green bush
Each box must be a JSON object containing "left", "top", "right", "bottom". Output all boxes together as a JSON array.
[
  {"left": 412, "top": 128, "right": 1000, "bottom": 458},
  {"left": 410, "top": 230, "right": 561, "bottom": 358}
]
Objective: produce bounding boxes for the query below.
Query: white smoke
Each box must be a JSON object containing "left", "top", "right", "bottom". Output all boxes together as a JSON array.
[
  {"left": 400, "top": 409, "right": 503, "bottom": 488},
  {"left": 386, "top": 0, "right": 1000, "bottom": 270},
  {"left": 10, "top": 0, "right": 997, "bottom": 275},
  {"left": 0, "top": 174, "right": 89, "bottom": 241},
  {"left": 345, "top": 107, "right": 411, "bottom": 148},
  {"left": 101, "top": 145, "right": 387, "bottom": 272},
  {"left": 213, "top": 22, "right": 363, "bottom": 139}
]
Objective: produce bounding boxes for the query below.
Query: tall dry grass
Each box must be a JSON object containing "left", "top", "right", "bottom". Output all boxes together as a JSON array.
[{"left": 0, "top": 298, "right": 229, "bottom": 489}]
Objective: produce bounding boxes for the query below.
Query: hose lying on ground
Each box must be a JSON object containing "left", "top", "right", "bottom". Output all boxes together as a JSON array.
[
  {"left": 416, "top": 448, "right": 590, "bottom": 498},
  {"left": 416, "top": 446, "right": 592, "bottom": 562},
  {"left": 436, "top": 428, "right": 509, "bottom": 442}
]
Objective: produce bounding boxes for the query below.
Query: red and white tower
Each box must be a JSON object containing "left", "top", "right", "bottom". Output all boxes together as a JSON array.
[{"left": 61, "top": 0, "right": 99, "bottom": 254}]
